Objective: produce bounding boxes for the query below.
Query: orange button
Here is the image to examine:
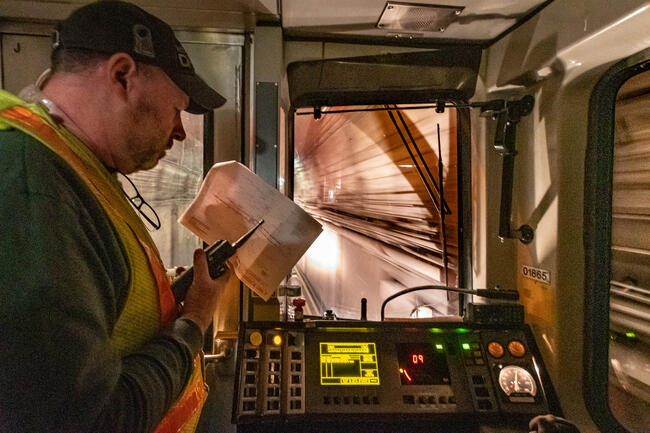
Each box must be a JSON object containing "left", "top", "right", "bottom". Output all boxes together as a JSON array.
[
  {"left": 249, "top": 331, "right": 263, "bottom": 346},
  {"left": 507, "top": 340, "right": 526, "bottom": 357},
  {"left": 487, "top": 341, "right": 504, "bottom": 358}
]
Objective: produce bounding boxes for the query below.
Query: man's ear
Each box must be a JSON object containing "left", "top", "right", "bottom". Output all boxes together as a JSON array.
[{"left": 106, "top": 53, "right": 138, "bottom": 100}]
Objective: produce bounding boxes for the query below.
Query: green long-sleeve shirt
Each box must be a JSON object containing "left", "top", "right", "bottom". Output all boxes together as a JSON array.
[{"left": 0, "top": 126, "right": 203, "bottom": 432}]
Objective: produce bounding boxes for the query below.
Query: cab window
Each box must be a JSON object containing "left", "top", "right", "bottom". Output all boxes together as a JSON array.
[
  {"left": 607, "top": 67, "right": 650, "bottom": 433},
  {"left": 293, "top": 104, "right": 465, "bottom": 320}
]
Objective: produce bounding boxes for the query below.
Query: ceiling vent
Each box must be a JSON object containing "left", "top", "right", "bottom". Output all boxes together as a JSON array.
[{"left": 377, "top": 2, "right": 464, "bottom": 33}]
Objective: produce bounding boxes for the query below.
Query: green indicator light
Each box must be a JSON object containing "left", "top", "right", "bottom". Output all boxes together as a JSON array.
[
  {"left": 430, "top": 328, "right": 444, "bottom": 334},
  {"left": 435, "top": 344, "right": 444, "bottom": 350},
  {"left": 462, "top": 343, "right": 471, "bottom": 350},
  {"left": 625, "top": 332, "right": 636, "bottom": 338},
  {"left": 456, "top": 328, "right": 469, "bottom": 334}
]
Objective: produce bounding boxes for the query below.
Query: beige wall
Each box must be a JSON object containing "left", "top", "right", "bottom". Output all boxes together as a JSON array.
[{"left": 481, "top": 1, "right": 650, "bottom": 431}]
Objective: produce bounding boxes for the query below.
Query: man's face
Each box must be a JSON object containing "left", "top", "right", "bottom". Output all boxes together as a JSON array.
[{"left": 121, "top": 65, "right": 189, "bottom": 173}]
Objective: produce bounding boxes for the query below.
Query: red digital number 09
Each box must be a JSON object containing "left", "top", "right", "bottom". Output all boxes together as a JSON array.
[{"left": 412, "top": 354, "right": 424, "bottom": 364}]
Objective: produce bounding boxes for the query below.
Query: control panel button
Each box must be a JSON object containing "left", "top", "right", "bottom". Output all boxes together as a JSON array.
[
  {"left": 508, "top": 340, "right": 526, "bottom": 357},
  {"left": 249, "top": 331, "right": 263, "bottom": 346},
  {"left": 488, "top": 341, "right": 505, "bottom": 358},
  {"left": 478, "top": 399, "right": 493, "bottom": 410},
  {"left": 245, "top": 349, "right": 259, "bottom": 359},
  {"left": 403, "top": 395, "right": 415, "bottom": 404},
  {"left": 475, "top": 387, "right": 489, "bottom": 397}
]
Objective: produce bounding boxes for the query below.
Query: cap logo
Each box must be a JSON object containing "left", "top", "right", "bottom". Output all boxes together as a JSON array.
[
  {"left": 175, "top": 41, "right": 193, "bottom": 70},
  {"left": 133, "top": 24, "right": 155, "bottom": 58},
  {"left": 178, "top": 52, "right": 192, "bottom": 68}
]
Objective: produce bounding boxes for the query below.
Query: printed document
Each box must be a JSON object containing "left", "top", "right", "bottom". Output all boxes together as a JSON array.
[{"left": 179, "top": 161, "right": 322, "bottom": 300}]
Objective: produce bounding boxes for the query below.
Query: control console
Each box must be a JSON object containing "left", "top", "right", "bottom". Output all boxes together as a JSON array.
[{"left": 233, "top": 321, "right": 560, "bottom": 432}]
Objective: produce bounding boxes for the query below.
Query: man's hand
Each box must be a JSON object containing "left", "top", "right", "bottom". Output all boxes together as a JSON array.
[
  {"left": 529, "top": 415, "right": 580, "bottom": 433},
  {"left": 180, "top": 248, "right": 230, "bottom": 333}
]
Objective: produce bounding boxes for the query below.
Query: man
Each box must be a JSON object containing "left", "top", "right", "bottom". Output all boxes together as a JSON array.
[{"left": 0, "top": 2, "right": 231, "bottom": 432}]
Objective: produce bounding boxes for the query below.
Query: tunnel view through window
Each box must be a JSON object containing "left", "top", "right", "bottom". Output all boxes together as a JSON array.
[
  {"left": 293, "top": 104, "right": 460, "bottom": 321},
  {"left": 608, "top": 68, "right": 650, "bottom": 432}
]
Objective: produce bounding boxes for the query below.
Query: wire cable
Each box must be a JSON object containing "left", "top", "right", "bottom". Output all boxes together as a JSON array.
[{"left": 380, "top": 285, "right": 519, "bottom": 321}]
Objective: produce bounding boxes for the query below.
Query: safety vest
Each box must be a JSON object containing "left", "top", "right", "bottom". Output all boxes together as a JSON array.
[{"left": 0, "top": 90, "right": 206, "bottom": 433}]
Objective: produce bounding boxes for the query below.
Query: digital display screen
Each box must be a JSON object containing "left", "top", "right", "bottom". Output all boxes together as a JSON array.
[
  {"left": 396, "top": 342, "right": 450, "bottom": 385},
  {"left": 319, "top": 342, "right": 380, "bottom": 385}
]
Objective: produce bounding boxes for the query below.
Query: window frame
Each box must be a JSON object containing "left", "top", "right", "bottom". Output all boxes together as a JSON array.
[
  {"left": 583, "top": 47, "right": 650, "bottom": 433},
  {"left": 286, "top": 101, "right": 473, "bottom": 320}
]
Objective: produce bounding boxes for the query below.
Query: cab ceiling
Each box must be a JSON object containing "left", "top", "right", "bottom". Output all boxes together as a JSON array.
[
  {"left": 1, "top": 0, "right": 552, "bottom": 45},
  {"left": 281, "top": 0, "right": 553, "bottom": 45}
]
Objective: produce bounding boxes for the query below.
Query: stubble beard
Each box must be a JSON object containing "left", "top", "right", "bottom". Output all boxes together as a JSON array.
[{"left": 127, "top": 95, "right": 169, "bottom": 172}]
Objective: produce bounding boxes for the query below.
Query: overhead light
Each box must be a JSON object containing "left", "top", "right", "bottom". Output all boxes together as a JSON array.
[{"left": 377, "top": 2, "right": 464, "bottom": 33}]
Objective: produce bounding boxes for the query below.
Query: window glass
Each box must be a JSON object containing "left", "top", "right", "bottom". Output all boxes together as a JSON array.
[
  {"left": 126, "top": 39, "right": 243, "bottom": 269},
  {"left": 293, "top": 105, "right": 460, "bottom": 320},
  {"left": 129, "top": 111, "right": 204, "bottom": 268},
  {"left": 608, "top": 69, "right": 650, "bottom": 433}
]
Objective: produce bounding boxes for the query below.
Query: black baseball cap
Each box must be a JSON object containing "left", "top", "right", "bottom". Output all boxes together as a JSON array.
[{"left": 53, "top": 1, "right": 226, "bottom": 114}]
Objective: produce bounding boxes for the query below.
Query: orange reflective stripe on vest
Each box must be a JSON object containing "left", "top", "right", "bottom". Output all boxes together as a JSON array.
[
  {"left": 0, "top": 97, "right": 206, "bottom": 433},
  {"left": 139, "top": 241, "right": 178, "bottom": 327},
  {"left": 153, "top": 356, "right": 208, "bottom": 433}
]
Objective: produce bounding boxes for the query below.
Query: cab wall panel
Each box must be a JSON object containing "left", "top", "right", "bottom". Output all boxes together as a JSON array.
[{"left": 483, "top": 1, "right": 650, "bottom": 432}]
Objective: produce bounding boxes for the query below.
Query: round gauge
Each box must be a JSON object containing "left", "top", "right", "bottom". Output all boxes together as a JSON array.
[
  {"left": 507, "top": 340, "right": 526, "bottom": 357},
  {"left": 488, "top": 342, "right": 505, "bottom": 358},
  {"left": 498, "top": 365, "right": 537, "bottom": 397}
]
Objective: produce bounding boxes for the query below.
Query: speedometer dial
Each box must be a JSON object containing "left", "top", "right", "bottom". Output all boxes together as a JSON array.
[{"left": 498, "top": 365, "right": 537, "bottom": 397}]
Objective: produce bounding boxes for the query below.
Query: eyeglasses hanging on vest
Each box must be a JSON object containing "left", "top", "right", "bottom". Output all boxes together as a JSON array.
[{"left": 117, "top": 172, "right": 161, "bottom": 231}]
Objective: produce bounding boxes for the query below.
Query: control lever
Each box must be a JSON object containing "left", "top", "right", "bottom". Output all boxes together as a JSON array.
[{"left": 172, "top": 219, "right": 264, "bottom": 303}]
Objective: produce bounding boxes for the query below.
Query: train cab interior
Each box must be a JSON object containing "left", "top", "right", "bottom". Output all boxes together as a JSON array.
[{"left": 1, "top": 1, "right": 649, "bottom": 432}]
